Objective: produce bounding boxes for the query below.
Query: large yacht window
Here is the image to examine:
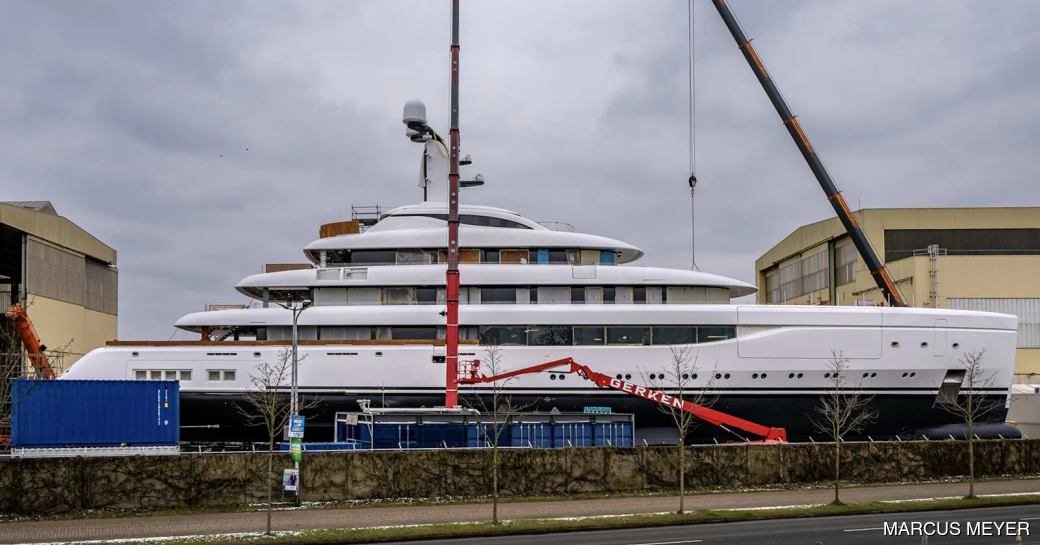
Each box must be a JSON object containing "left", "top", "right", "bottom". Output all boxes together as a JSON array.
[
  {"left": 319, "top": 326, "right": 371, "bottom": 340},
  {"left": 607, "top": 327, "right": 651, "bottom": 345},
  {"left": 396, "top": 250, "right": 433, "bottom": 265},
  {"left": 393, "top": 213, "right": 532, "bottom": 229},
  {"left": 700, "top": 326, "right": 736, "bottom": 342},
  {"left": 316, "top": 247, "right": 619, "bottom": 266},
  {"left": 500, "top": 249, "right": 530, "bottom": 264},
  {"left": 548, "top": 250, "right": 569, "bottom": 264},
  {"left": 479, "top": 325, "right": 527, "bottom": 345},
  {"left": 634, "top": 287, "right": 646, "bottom": 304},
  {"left": 481, "top": 288, "right": 517, "bottom": 304},
  {"left": 349, "top": 250, "right": 398, "bottom": 264},
  {"left": 574, "top": 326, "right": 605, "bottom": 345},
  {"left": 527, "top": 325, "right": 572, "bottom": 346},
  {"left": 416, "top": 287, "right": 438, "bottom": 304},
  {"left": 571, "top": 287, "right": 585, "bottom": 304},
  {"left": 392, "top": 326, "right": 438, "bottom": 340},
  {"left": 383, "top": 287, "right": 416, "bottom": 305},
  {"left": 603, "top": 287, "right": 616, "bottom": 304},
  {"left": 537, "top": 286, "right": 570, "bottom": 304},
  {"left": 651, "top": 327, "right": 697, "bottom": 345}
]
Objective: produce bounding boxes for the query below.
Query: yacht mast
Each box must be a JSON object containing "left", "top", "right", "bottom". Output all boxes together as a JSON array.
[{"left": 444, "top": 0, "right": 462, "bottom": 408}]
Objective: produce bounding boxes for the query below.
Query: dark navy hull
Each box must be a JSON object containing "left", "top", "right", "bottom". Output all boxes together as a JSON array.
[{"left": 178, "top": 390, "right": 1017, "bottom": 444}]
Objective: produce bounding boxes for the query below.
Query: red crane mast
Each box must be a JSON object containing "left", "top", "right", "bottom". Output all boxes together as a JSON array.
[{"left": 443, "top": 0, "right": 462, "bottom": 408}]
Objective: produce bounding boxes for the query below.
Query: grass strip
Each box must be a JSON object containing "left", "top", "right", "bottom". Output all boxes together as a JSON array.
[{"left": 106, "top": 493, "right": 1040, "bottom": 545}]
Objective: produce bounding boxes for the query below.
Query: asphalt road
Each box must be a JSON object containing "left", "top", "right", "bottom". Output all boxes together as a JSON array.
[{"left": 386, "top": 504, "right": 1040, "bottom": 545}]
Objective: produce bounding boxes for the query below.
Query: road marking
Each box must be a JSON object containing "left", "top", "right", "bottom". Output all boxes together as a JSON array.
[
  {"left": 628, "top": 541, "right": 703, "bottom": 545},
  {"left": 843, "top": 527, "right": 883, "bottom": 532}
]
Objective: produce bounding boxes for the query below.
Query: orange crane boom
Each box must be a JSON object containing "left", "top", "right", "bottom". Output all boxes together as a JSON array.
[
  {"left": 458, "top": 357, "right": 787, "bottom": 443},
  {"left": 5, "top": 304, "right": 56, "bottom": 379}
]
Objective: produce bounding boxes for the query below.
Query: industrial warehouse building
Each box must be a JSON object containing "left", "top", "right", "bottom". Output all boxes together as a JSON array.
[
  {"left": 0, "top": 201, "right": 117, "bottom": 373},
  {"left": 755, "top": 207, "right": 1040, "bottom": 383}
]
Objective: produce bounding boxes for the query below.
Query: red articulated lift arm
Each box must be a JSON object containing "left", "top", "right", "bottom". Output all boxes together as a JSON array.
[
  {"left": 5, "top": 304, "right": 56, "bottom": 379},
  {"left": 458, "top": 357, "right": 787, "bottom": 443}
]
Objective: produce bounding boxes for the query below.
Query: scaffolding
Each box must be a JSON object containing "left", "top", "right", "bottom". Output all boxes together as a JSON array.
[{"left": 350, "top": 204, "right": 383, "bottom": 232}]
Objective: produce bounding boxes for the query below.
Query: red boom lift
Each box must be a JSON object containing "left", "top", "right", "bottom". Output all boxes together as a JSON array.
[
  {"left": 5, "top": 304, "right": 56, "bottom": 380},
  {"left": 458, "top": 357, "right": 787, "bottom": 443}
]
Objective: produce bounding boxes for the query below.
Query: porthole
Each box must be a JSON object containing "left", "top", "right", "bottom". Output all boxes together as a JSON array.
[
  {"left": 724, "top": 373, "right": 731, "bottom": 379},
  {"left": 625, "top": 374, "right": 631, "bottom": 380},
  {"left": 921, "top": 342, "right": 928, "bottom": 348},
  {"left": 909, "top": 372, "right": 916, "bottom": 378},
  {"left": 902, "top": 372, "right": 908, "bottom": 378},
  {"left": 870, "top": 372, "right": 877, "bottom": 378},
  {"left": 550, "top": 374, "right": 557, "bottom": 380},
  {"left": 692, "top": 373, "right": 698, "bottom": 380},
  {"left": 559, "top": 373, "right": 565, "bottom": 381},
  {"left": 761, "top": 373, "right": 767, "bottom": 379},
  {"left": 682, "top": 373, "right": 689, "bottom": 380},
  {"left": 891, "top": 341, "right": 900, "bottom": 348},
  {"left": 952, "top": 343, "right": 960, "bottom": 349},
  {"left": 616, "top": 374, "right": 622, "bottom": 380},
  {"left": 862, "top": 372, "right": 869, "bottom": 378},
  {"left": 131, "top": 351, "right": 139, "bottom": 357},
  {"left": 253, "top": 352, "right": 261, "bottom": 357},
  {"left": 788, "top": 373, "right": 795, "bottom": 379},
  {"left": 752, "top": 373, "right": 759, "bottom": 379},
  {"left": 650, "top": 373, "right": 657, "bottom": 380},
  {"left": 715, "top": 373, "right": 722, "bottom": 379},
  {"left": 824, "top": 373, "right": 831, "bottom": 378},
  {"left": 375, "top": 351, "right": 384, "bottom": 357},
  {"left": 797, "top": 373, "right": 804, "bottom": 378}
]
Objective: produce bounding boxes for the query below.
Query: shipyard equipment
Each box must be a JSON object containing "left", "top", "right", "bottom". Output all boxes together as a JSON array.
[
  {"left": 710, "top": 0, "right": 907, "bottom": 307},
  {"left": 5, "top": 304, "right": 55, "bottom": 379},
  {"left": 458, "top": 357, "right": 787, "bottom": 442}
]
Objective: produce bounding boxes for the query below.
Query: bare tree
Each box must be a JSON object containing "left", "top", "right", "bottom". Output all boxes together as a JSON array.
[
  {"left": 645, "top": 345, "right": 716, "bottom": 515},
  {"left": 235, "top": 348, "right": 317, "bottom": 534},
  {"left": 811, "top": 351, "right": 877, "bottom": 505},
  {"left": 464, "top": 345, "right": 533, "bottom": 525},
  {"left": 935, "top": 350, "right": 1001, "bottom": 499}
]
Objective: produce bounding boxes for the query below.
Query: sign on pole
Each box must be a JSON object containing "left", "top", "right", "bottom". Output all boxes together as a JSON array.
[
  {"left": 289, "top": 415, "right": 305, "bottom": 438},
  {"left": 289, "top": 437, "right": 302, "bottom": 462},
  {"left": 282, "top": 469, "right": 299, "bottom": 492}
]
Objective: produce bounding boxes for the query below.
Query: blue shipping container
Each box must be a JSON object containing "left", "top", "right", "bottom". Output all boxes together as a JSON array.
[{"left": 11, "top": 379, "right": 180, "bottom": 448}]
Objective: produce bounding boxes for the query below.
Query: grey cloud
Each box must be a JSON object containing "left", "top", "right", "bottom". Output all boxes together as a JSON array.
[{"left": 0, "top": 0, "right": 1036, "bottom": 338}]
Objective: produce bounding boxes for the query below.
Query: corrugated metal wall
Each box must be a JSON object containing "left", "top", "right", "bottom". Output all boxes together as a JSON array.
[{"left": 947, "top": 298, "right": 1040, "bottom": 348}]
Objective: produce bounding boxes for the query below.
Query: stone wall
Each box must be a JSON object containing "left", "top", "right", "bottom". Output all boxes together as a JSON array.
[{"left": 2, "top": 439, "right": 1038, "bottom": 515}]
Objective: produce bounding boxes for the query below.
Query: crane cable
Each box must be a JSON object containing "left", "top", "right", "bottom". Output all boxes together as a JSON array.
[{"left": 687, "top": 0, "right": 699, "bottom": 271}]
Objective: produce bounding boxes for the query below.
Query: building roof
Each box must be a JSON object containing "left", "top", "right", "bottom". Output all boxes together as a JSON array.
[
  {"left": 0, "top": 201, "right": 116, "bottom": 265},
  {"left": 4, "top": 201, "right": 58, "bottom": 215}
]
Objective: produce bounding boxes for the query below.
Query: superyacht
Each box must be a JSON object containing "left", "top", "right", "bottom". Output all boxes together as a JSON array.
[{"left": 62, "top": 112, "right": 1019, "bottom": 443}]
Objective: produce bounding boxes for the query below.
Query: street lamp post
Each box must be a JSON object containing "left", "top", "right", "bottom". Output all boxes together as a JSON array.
[
  {"left": 289, "top": 300, "right": 311, "bottom": 423},
  {"left": 278, "top": 298, "right": 311, "bottom": 503}
]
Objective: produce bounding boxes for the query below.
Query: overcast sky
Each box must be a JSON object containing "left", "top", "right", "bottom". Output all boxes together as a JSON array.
[{"left": 2, "top": 1, "right": 1038, "bottom": 340}]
